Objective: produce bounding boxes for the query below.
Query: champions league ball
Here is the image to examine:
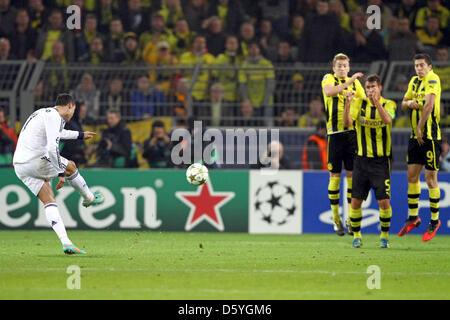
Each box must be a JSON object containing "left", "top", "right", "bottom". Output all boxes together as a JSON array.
[{"left": 186, "top": 163, "right": 209, "bottom": 186}]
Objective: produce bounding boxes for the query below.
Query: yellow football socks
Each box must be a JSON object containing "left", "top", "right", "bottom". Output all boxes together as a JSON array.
[
  {"left": 328, "top": 177, "right": 341, "bottom": 223},
  {"left": 429, "top": 187, "right": 440, "bottom": 222},
  {"left": 346, "top": 177, "right": 352, "bottom": 207},
  {"left": 379, "top": 207, "right": 392, "bottom": 239},
  {"left": 349, "top": 207, "right": 362, "bottom": 239},
  {"left": 407, "top": 182, "right": 420, "bottom": 218}
]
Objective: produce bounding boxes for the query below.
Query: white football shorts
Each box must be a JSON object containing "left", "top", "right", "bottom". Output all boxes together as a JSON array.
[{"left": 14, "top": 156, "right": 69, "bottom": 196}]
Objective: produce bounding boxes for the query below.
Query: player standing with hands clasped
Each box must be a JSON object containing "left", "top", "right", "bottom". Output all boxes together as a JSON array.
[
  {"left": 343, "top": 75, "right": 397, "bottom": 248},
  {"left": 13, "top": 94, "right": 105, "bottom": 255},
  {"left": 398, "top": 54, "right": 442, "bottom": 241},
  {"left": 321, "top": 53, "right": 365, "bottom": 236}
]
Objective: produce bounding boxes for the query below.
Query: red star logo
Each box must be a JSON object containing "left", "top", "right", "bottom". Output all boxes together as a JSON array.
[{"left": 176, "top": 180, "right": 234, "bottom": 231}]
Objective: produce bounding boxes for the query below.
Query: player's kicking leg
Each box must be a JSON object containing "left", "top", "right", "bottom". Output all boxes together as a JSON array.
[
  {"left": 64, "top": 160, "right": 104, "bottom": 208},
  {"left": 38, "top": 181, "right": 85, "bottom": 255},
  {"left": 42, "top": 160, "right": 104, "bottom": 255}
]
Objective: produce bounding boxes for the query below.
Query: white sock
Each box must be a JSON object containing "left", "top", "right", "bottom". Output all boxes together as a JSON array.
[
  {"left": 44, "top": 203, "right": 72, "bottom": 245},
  {"left": 67, "top": 170, "right": 94, "bottom": 202}
]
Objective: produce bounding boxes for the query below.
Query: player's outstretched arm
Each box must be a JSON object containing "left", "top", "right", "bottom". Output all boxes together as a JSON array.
[
  {"left": 323, "top": 72, "right": 364, "bottom": 97},
  {"left": 83, "top": 131, "right": 96, "bottom": 140},
  {"left": 60, "top": 130, "right": 96, "bottom": 140}
]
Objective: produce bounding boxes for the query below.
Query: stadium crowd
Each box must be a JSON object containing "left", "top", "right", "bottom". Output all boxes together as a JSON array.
[{"left": 0, "top": 0, "right": 449, "bottom": 169}]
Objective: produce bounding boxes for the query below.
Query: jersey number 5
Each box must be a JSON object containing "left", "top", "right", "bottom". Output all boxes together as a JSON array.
[{"left": 385, "top": 179, "right": 391, "bottom": 197}]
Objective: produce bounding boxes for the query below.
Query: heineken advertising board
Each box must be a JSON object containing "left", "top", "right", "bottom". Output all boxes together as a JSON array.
[
  {"left": 0, "top": 169, "right": 248, "bottom": 232},
  {"left": 1, "top": 169, "right": 449, "bottom": 234}
]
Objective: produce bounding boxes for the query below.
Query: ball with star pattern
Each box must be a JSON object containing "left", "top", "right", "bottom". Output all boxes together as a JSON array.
[
  {"left": 186, "top": 163, "right": 209, "bottom": 186},
  {"left": 254, "top": 181, "right": 296, "bottom": 225}
]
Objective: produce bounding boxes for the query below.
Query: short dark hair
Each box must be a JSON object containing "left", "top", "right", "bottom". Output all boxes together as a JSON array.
[
  {"left": 249, "top": 41, "right": 260, "bottom": 49},
  {"left": 365, "top": 74, "right": 382, "bottom": 85},
  {"left": 226, "top": 35, "right": 238, "bottom": 42},
  {"left": 152, "top": 120, "right": 165, "bottom": 129},
  {"left": 278, "top": 40, "right": 290, "bottom": 47},
  {"left": 49, "top": 9, "right": 62, "bottom": 17},
  {"left": 193, "top": 34, "right": 206, "bottom": 42},
  {"left": 85, "top": 13, "right": 97, "bottom": 21},
  {"left": 107, "top": 108, "right": 121, "bottom": 117},
  {"left": 414, "top": 53, "right": 432, "bottom": 65},
  {"left": 151, "top": 13, "right": 164, "bottom": 20},
  {"left": 55, "top": 93, "right": 74, "bottom": 107}
]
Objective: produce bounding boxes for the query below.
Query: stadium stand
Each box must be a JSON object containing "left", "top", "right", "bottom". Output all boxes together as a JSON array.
[{"left": 0, "top": 0, "right": 449, "bottom": 170}]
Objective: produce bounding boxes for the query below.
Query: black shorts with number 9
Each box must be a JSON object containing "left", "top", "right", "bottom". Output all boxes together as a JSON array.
[{"left": 407, "top": 138, "right": 442, "bottom": 171}]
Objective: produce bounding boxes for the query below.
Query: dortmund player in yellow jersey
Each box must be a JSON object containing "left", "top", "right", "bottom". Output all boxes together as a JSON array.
[
  {"left": 321, "top": 53, "right": 365, "bottom": 236},
  {"left": 398, "top": 53, "right": 442, "bottom": 241},
  {"left": 343, "top": 74, "right": 396, "bottom": 248}
]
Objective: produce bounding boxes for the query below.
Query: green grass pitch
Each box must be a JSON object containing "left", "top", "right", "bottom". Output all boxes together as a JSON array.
[{"left": 0, "top": 231, "right": 449, "bottom": 300}]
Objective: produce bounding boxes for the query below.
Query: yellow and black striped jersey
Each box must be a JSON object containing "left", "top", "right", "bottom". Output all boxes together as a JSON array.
[
  {"left": 321, "top": 73, "right": 366, "bottom": 135},
  {"left": 350, "top": 96, "right": 397, "bottom": 158},
  {"left": 404, "top": 70, "right": 441, "bottom": 141}
]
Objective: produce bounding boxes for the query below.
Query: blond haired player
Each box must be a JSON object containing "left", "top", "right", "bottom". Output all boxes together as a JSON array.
[{"left": 321, "top": 53, "right": 365, "bottom": 235}]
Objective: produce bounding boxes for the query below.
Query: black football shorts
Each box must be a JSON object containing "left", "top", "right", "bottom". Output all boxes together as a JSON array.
[
  {"left": 327, "top": 131, "right": 357, "bottom": 173},
  {"left": 352, "top": 156, "right": 391, "bottom": 201},
  {"left": 407, "top": 138, "right": 442, "bottom": 171}
]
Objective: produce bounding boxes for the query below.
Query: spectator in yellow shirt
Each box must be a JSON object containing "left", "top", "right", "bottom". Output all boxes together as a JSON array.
[
  {"left": 35, "top": 9, "right": 75, "bottom": 61},
  {"left": 238, "top": 42, "right": 275, "bottom": 126},
  {"left": 416, "top": 15, "right": 444, "bottom": 47},
  {"left": 140, "top": 13, "right": 176, "bottom": 56},
  {"left": 172, "top": 19, "right": 197, "bottom": 58},
  {"left": 329, "top": 0, "right": 351, "bottom": 32},
  {"left": 440, "top": 104, "right": 450, "bottom": 129},
  {"left": 239, "top": 22, "right": 256, "bottom": 58},
  {"left": 287, "top": 15, "right": 305, "bottom": 47},
  {"left": 43, "top": 40, "right": 69, "bottom": 92},
  {"left": 215, "top": 35, "right": 244, "bottom": 103},
  {"left": 147, "top": 41, "right": 179, "bottom": 94},
  {"left": 117, "top": 32, "right": 142, "bottom": 64},
  {"left": 159, "top": 0, "right": 184, "bottom": 29},
  {"left": 179, "top": 35, "right": 216, "bottom": 102},
  {"left": 434, "top": 45, "right": 450, "bottom": 91},
  {"left": 415, "top": 0, "right": 449, "bottom": 30},
  {"left": 297, "top": 98, "right": 326, "bottom": 128}
]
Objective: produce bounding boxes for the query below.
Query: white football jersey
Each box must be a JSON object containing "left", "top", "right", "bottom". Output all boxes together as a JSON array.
[{"left": 13, "top": 107, "right": 79, "bottom": 174}]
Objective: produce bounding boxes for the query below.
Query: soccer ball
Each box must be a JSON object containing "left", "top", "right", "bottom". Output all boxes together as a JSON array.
[{"left": 186, "top": 163, "right": 209, "bottom": 186}]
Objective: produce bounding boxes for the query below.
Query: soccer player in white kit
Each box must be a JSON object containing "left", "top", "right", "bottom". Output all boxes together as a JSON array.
[{"left": 13, "top": 94, "right": 104, "bottom": 255}]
